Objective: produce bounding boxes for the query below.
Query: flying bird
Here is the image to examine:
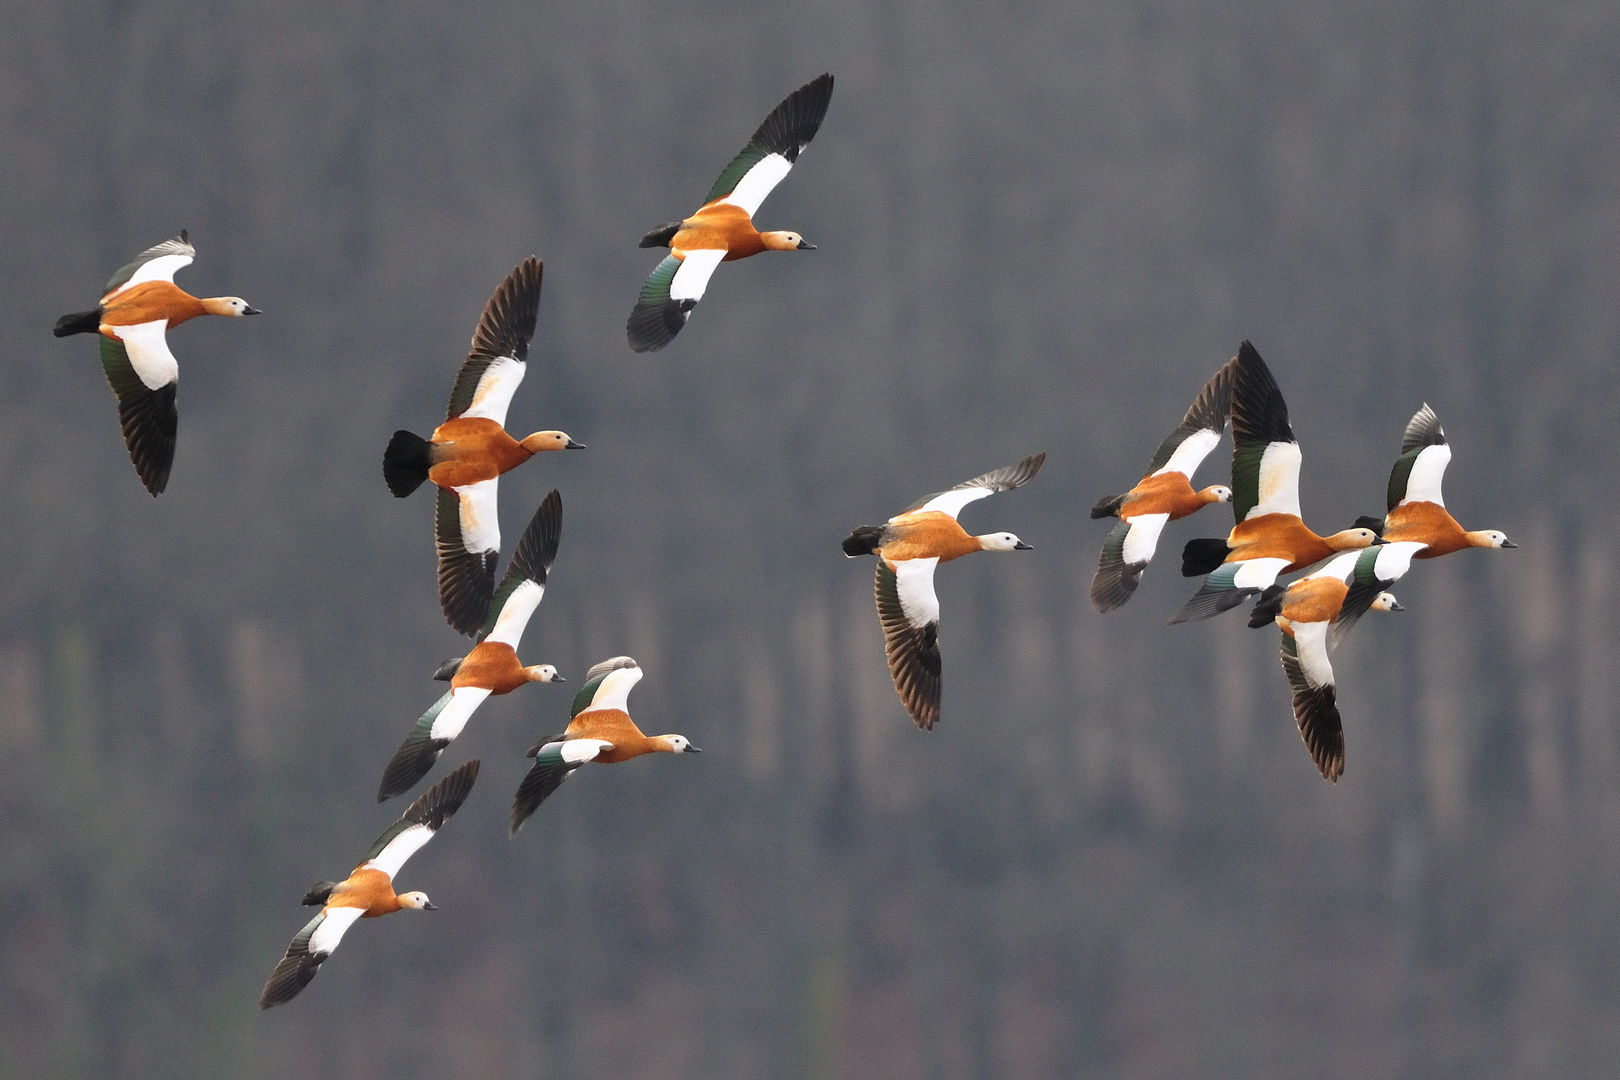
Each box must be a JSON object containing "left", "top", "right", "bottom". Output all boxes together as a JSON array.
[
  {"left": 627, "top": 73, "right": 834, "bottom": 352},
  {"left": 1249, "top": 541, "right": 1428, "bottom": 781},
  {"left": 382, "top": 258, "right": 583, "bottom": 636},
  {"left": 1355, "top": 404, "right": 1517, "bottom": 556},
  {"left": 378, "top": 492, "right": 565, "bottom": 801},
  {"left": 842, "top": 454, "right": 1044, "bottom": 729},
  {"left": 53, "top": 232, "right": 260, "bottom": 495},
  {"left": 1170, "top": 342, "right": 1380, "bottom": 624},
  {"left": 260, "top": 759, "right": 480, "bottom": 1008},
  {"left": 510, "top": 657, "right": 700, "bottom": 835},
  {"left": 1089, "top": 355, "right": 1235, "bottom": 612}
]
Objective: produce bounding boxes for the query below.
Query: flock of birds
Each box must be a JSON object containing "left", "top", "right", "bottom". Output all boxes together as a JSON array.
[{"left": 47, "top": 72, "right": 1514, "bottom": 1011}]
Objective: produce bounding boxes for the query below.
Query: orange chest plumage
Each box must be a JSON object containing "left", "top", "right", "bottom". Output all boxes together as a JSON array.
[
  {"left": 427, "top": 417, "right": 529, "bottom": 487},
  {"left": 331, "top": 868, "right": 400, "bottom": 916},
  {"left": 1280, "top": 576, "right": 1349, "bottom": 624},
  {"left": 1122, "top": 472, "right": 1205, "bottom": 520},
  {"left": 567, "top": 708, "right": 659, "bottom": 763},
  {"left": 98, "top": 281, "right": 205, "bottom": 330},
  {"left": 452, "top": 642, "right": 527, "bottom": 694},
  {"left": 1228, "top": 513, "right": 1330, "bottom": 570},
  {"left": 879, "top": 512, "right": 982, "bottom": 564},
  {"left": 1383, "top": 501, "right": 1466, "bottom": 557},
  {"left": 674, "top": 202, "right": 764, "bottom": 260}
]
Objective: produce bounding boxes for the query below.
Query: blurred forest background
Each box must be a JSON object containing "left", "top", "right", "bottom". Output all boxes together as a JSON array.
[{"left": 2, "top": 0, "right": 1617, "bottom": 1077}]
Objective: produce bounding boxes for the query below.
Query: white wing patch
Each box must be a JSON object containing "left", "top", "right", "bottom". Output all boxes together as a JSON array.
[
  {"left": 1233, "top": 557, "right": 1291, "bottom": 590},
  {"left": 429, "top": 687, "right": 492, "bottom": 741},
  {"left": 1306, "top": 550, "right": 1363, "bottom": 584},
  {"left": 112, "top": 321, "right": 179, "bottom": 390},
  {"left": 587, "top": 667, "right": 644, "bottom": 714},
  {"left": 720, "top": 153, "right": 794, "bottom": 218},
  {"left": 456, "top": 479, "right": 501, "bottom": 555},
  {"left": 893, "top": 557, "right": 942, "bottom": 629},
  {"left": 670, "top": 248, "right": 726, "bottom": 302},
  {"left": 1121, "top": 513, "right": 1169, "bottom": 566},
  {"left": 485, "top": 579, "right": 545, "bottom": 648},
  {"left": 1152, "top": 428, "right": 1221, "bottom": 479},
  {"left": 1372, "top": 540, "right": 1428, "bottom": 582},
  {"left": 308, "top": 906, "right": 365, "bottom": 955},
  {"left": 1291, "top": 621, "right": 1335, "bottom": 690},
  {"left": 561, "top": 739, "right": 612, "bottom": 764},
  {"left": 107, "top": 253, "right": 193, "bottom": 297},
  {"left": 361, "top": 824, "right": 435, "bottom": 880},
  {"left": 1247, "top": 442, "right": 1303, "bottom": 520},
  {"left": 458, "top": 355, "right": 526, "bottom": 426},
  {"left": 914, "top": 488, "right": 996, "bottom": 520},
  {"left": 1401, "top": 444, "right": 1451, "bottom": 507}
]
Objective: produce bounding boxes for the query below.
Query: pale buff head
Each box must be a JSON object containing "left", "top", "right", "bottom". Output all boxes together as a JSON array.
[
  {"left": 1200, "top": 485, "right": 1233, "bottom": 504},
  {"left": 523, "top": 664, "right": 564, "bottom": 683},
  {"left": 201, "top": 296, "right": 262, "bottom": 317},
  {"left": 976, "top": 532, "right": 1034, "bottom": 552},
  {"left": 659, "top": 734, "right": 702, "bottom": 754},
  {"left": 396, "top": 891, "right": 437, "bottom": 911},
  {"left": 1369, "top": 592, "right": 1405, "bottom": 612},
  {"left": 519, "top": 431, "right": 585, "bottom": 453},
  {"left": 760, "top": 230, "right": 816, "bottom": 251},
  {"left": 1323, "top": 527, "right": 1382, "bottom": 551},
  {"left": 1466, "top": 529, "right": 1517, "bottom": 550}
]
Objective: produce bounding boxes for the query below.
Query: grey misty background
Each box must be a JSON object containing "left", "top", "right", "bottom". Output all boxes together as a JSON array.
[{"left": 0, "top": 0, "right": 1615, "bottom": 1076}]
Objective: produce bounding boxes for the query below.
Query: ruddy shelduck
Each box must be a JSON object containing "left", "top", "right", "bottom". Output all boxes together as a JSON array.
[
  {"left": 1356, "top": 404, "right": 1517, "bottom": 558},
  {"left": 378, "top": 492, "right": 565, "bottom": 801},
  {"left": 54, "top": 232, "right": 260, "bottom": 495},
  {"left": 627, "top": 73, "right": 833, "bottom": 352},
  {"left": 382, "top": 258, "right": 583, "bottom": 636},
  {"left": 260, "top": 759, "right": 479, "bottom": 1008},
  {"left": 509, "top": 657, "right": 700, "bottom": 834},
  {"left": 1090, "top": 355, "right": 1236, "bottom": 611},
  {"left": 1249, "top": 541, "right": 1427, "bottom": 781},
  {"left": 842, "top": 453, "right": 1044, "bottom": 729},
  {"left": 1171, "top": 342, "right": 1381, "bottom": 624}
]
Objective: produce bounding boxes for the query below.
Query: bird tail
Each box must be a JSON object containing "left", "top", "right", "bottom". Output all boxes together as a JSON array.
[
  {"left": 300, "top": 881, "right": 339, "bottom": 906},
  {"left": 1180, "top": 537, "right": 1231, "bottom": 577},
  {"left": 54, "top": 308, "right": 103, "bottom": 337},
  {"left": 383, "top": 430, "right": 433, "bottom": 498},
  {"left": 638, "top": 220, "right": 685, "bottom": 248},
  {"left": 1246, "top": 584, "right": 1288, "bottom": 628},
  {"left": 1090, "top": 493, "right": 1127, "bottom": 519},
  {"left": 842, "top": 525, "right": 884, "bottom": 558},
  {"left": 1353, "top": 515, "right": 1385, "bottom": 536}
]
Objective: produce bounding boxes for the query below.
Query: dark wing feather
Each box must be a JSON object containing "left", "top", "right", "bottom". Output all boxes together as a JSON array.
[
  {"left": 1399, "top": 403, "right": 1446, "bottom": 455},
  {"left": 445, "top": 258, "right": 542, "bottom": 420},
  {"left": 1327, "top": 547, "right": 1388, "bottom": 650},
  {"left": 627, "top": 255, "right": 692, "bottom": 353},
  {"left": 259, "top": 912, "right": 327, "bottom": 1009},
  {"left": 436, "top": 486, "right": 498, "bottom": 638},
  {"left": 1143, "top": 353, "right": 1237, "bottom": 473},
  {"left": 478, "top": 489, "right": 562, "bottom": 640},
  {"left": 104, "top": 232, "right": 193, "bottom": 295},
  {"left": 901, "top": 452, "right": 1046, "bottom": 514},
  {"left": 509, "top": 743, "right": 583, "bottom": 835},
  {"left": 1089, "top": 520, "right": 1145, "bottom": 613},
  {"left": 1280, "top": 633, "right": 1344, "bottom": 781},
  {"left": 875, "top": 561, "right": 941, "bottom": 730},
  {"left": 1228, "top": 341, "right": 1295, "bottom": 522},
  {"left": 99, "top": 335, "right": 177, "bottom": 496},
  {"left": 704, "top": 73, "right": 835, "bottom": 204}
]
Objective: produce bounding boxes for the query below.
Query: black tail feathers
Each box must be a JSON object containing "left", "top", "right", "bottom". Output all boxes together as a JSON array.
[
  {"left": 1353, "top": 515, "right": 1385, "bottom": 536},
  {"left": 54, "top": 308, "right": 102, "bottom": 337},
  {"left": 1247, "top": 584, "right": 1287, "bottom": 628},
  {"left": 842, "top": 525, "right": 884, "bottom": 558},
  {"left": 301, "top": 881, "right": 338, "bottom": 906},
  {"left": 1181, "top": 537, "right": 1231, "bottom": 577},
  {"left": 383, "top": 430, "right": 432, "bottom": 498},
  {"left": 1090, "top": 493, "right": 1127, "bottom": 519},
  {"left": 639, "top": 220, "right": 685, "bottom": 248}
]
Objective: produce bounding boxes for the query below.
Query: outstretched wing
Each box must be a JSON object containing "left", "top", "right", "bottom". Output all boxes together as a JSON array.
[
  {"left": 103, "top": 232, "right": 195, "bottom": 298},
  {"left": 480, "top": 489, "right": 563, "bottom": 646},
  {"left": 1144, "top": 354, "right": 1237, "bottom": 477},
  {"left": 704, "top": 73, "right": 834, "bottom": 217},
  {"left": 627, "top": 250, "right": 725, "bottom": 353},
  {"left": 99, "top": 331, "right": 179, "bottom": 495},
  {"left": 362, "top": 759, "right": 481, "bottom": 876},
  {"left": 446, "top": 258, "right": 542, "bottom": 424},
  {"left": 1280, "top": 623, "right": 1343, "bottom": 781},
  {"left": 905, "top": 452, "right": 1046, "bottom": 519},
  {"left": 1228, "top": 341, "right": 1301, "bottom": 522},
  {"left": 875, "top": 558, "right": 942, "bottom": 729},
  {"left": 1089, "top": 514, "right": 1168, "bottom": 613},
  {"left": 259, "top": 906, "right": 365, "bottom": 1008},
  {"left": 509, "top": 738, "right": 612, "bottom": 835},
  {"left": 437, "top": 482, "right": 501, "bottom": 637},
  {"left": 1386, "top": 403, "right": 1451, "bottom": 510},
  {"left": 377, "top": 688, "right": 492, "bottom": 801}
]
